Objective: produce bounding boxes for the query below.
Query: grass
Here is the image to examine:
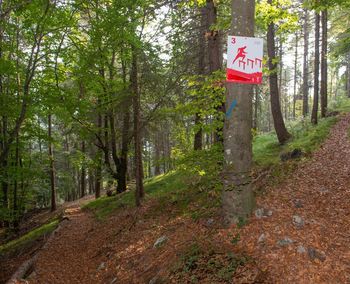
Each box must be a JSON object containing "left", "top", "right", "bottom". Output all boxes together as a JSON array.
[
  {"left": 253, "top": 116, "right": 338, "bottom": 167},
  {"left": 0, "top": 219, "right": 59, "bottom": 255}
]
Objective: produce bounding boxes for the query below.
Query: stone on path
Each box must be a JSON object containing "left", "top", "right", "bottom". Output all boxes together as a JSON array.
[
  {"left": 292, "top": 215, "right": 305, "bottom": 228},
  {"left": 255, "top": 208, "right": 273, "bottom": 219},
  {"left": 277, "top": 237, "right": 293, "bottom": 247},
  {"left": 153, "top": 236, "right": 168, "bottom": 248}
]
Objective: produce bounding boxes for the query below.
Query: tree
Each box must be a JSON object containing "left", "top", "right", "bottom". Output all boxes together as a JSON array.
[
  {"left": 311, "top": 11, "right": 321, "bottom": 124},
  {"left": 320, "top": 9, "right": 328, "bottom": 117},
  {"left": 266, "top": 0, "right": 291, "bottom": 144},
  {"left": 222, "top": 0, "right": 255, "bottom": 224},
  {"left": 302, "top": 8, "right": 310, "bottom": 117}
]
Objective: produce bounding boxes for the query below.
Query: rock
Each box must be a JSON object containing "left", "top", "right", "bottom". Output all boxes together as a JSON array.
[
  {"left": 149, "top": 276, "right": 159, "bottom": 284},
  {"left": 292, "top": 215, "right": 305, "bottom": 228},
  {"left": 280, "top": 148, "right": 303, "bottom": 161},
  {"left": 308, "top": 247, "right": 326, "bottom": 262},
  {"left": 255, "top": 208, "right": 273, "bottom": 219},
  {"left": 97, "top": 262, "right": 106, "bottom": 271},
  {"left": 206, "top": 218, "right": 214, "bottom": 226},
  {"left": 110, "top": 278, "right": 118, "bottom": 284},
  {"left": 153, "top": 236, "right": 168, "bottom": 248},
  {"left": 293, "top": 199, "right": 303, "bottom": 208},
  {"left": 297, "top": 245, "right": 306, "bottom": 254},
  {"left": 319, "top": 188, "right": 329, "bottom": 195},
  {"left": 277, "top": 237, "right": 294, "bottom": 247},
  {"left": 258, "top": 233, "right": 266, "bottom": 243}
]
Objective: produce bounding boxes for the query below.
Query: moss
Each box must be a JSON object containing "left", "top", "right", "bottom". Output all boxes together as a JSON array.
[{"left": 0, "top": 219, "right": 59, "bottom": 255}]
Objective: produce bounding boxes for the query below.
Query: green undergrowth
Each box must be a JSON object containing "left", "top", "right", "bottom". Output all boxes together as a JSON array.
[
  {"left": 0, "top": 219, "right": 59, "bottom": 256},
  {"left": 253, "top": 116, "right": 338, "bottom": 167},
  {"left": 170, "top": 242, "right": 250, "bottom": 283},
  {"left": 85, "top": 99, "right": 349, "bottom": 221},
  {"left": 84, "top": 169, "right": 221, "bottom": 221}
]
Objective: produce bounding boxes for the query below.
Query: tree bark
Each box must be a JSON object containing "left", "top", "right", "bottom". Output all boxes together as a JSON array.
[
  {"left": 80, "top": 140, "right": 86, "bottom": 198},
  {"left": 320, "top": 9, "right": 328, "bottom": 117},
  {"left": 131, "top": 48, "right": 144, "bottom": 206},
  {"left": 222, "top": 0, "right": 255, "bottom": 224},
  {"left": 347, "top": 53, "right": 350, "bottom": 98},
  {"left": 48, "top": 114, "right": 56, "bottom": 212},
  {"left": 293, "top": 32, "right": 298, "bottom": 119},
  {"left": 302, "top": 8, "right": 309, "bottom": 117},
  {"left": 311, "top": 12, "right": 320, "bottom": 124},
  {"left": 267, "top": 9, "right": 291, "bottom": 144},
  {"left": 206, "top": 0, "right": 224, "bottom": 144}
]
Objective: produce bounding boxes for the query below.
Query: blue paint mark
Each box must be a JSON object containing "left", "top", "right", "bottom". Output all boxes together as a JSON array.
[{"left": 226, "top": 99, "right": 237, "bottom": 118}]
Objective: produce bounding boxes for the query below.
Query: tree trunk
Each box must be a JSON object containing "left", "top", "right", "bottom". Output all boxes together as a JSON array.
[
  {"left": 311, "top": 12, "right": 320, "bottom": 125},
  {"left": 194, "top": 5, "right": 206, "bottom": 151},
  {"left": 293, "top": 32, "right": 298, "bottom": 119},
  {"left": 320, "top": 9, "right": 328, "bottom": 117},
  {"left": 117, "top": 103, "right": 130, "bottom": 193},
  {"left": 95, "top": 110, "right": 102, "bottom": 199},
  {"left": 206, "top": 0, "right": 224, "bottom": 144},
  {"left": 80, "top": 141, "right": 86, "bottom": 198},
  {"left": 347, "top": 53, "right": 350, "bottom": 98},
  {"left": 222, "top": 0, "right": 255, "bottom": 225},
  {"left": 131, "top": 48, "right": 144, "bottom": 206},
  {"left": 302, "top": 8, "right": 309, "bottom": 117},
  {"left": 48, "top": 114, "right": 56, "bottom": 212},
  {"left": 267, "top": 10, "right": 291, "bottom": 144}
]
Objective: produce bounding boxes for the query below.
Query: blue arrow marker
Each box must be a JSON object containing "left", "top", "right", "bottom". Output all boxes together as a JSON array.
[{"left": 226, "top": 99, "right": 237, "bottom": 118}]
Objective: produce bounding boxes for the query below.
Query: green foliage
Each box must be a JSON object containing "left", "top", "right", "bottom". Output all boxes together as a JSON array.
[
  {"left": 0, "top": 219, "right": 59, "bottom": 256},
  {"left": 172, "top": 242, "right": 249, "bottom": 283}
]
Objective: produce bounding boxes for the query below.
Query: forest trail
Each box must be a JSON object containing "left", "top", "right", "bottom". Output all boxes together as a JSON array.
[
  {"left": 23, "top": 114, "right": 350, "bottom": 284},
  {"left": 232, "top": 113, "right": 350, "bottom": 283}
]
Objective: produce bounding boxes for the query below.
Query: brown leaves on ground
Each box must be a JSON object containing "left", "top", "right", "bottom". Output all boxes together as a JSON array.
[
  {"left": 222, "top": 113, "right": 350, "bottom": 283},
  {"left": 7, "top": 114, "right": 350, "bottom": 283}
]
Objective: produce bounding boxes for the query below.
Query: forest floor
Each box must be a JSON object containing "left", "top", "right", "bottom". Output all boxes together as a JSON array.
[{"left": 3, "top": 114, "right": 350, "bottom": 284}]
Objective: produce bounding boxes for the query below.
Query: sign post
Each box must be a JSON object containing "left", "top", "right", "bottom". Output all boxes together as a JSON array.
[{"left": 226, "top": 36, "right": 263, "bottom": 85}]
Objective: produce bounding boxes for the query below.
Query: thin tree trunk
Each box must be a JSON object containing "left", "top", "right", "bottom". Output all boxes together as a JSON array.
[
  {"left": 48, "top": 114, "right": 56, "bottom": 212},
  {"left": 131, "top": 48, "right": 144, "bottom": 206},
  {"left": 80, "top": 140, "right": 86, "bottom": 198},
  {"left": 293, "top": 32, "right": 298, "bottom": 119},
  {"left": 95, "top": 109, "right": 102, "bottom": 199},
  {"left": 222, "top": 0, "right": 255, "bottom": 225},
  {"left": 347, "top": 53, "right": 350, "bottom": 98},
  {"left": 302, "top": 8, "right": 309, "bottom": 117},
  {"left": 194, "top": 5, "right": 206, "bottom": 151},
  {"left": 267, "top": 8, "right": 291, "bottom": 144},
  {"left": 311, "top": 12, "right": 320, "bottom": 124},
  {"left": 206, "top": 0, "right": 224, "bottom": 143},
  {"left": 320, "top": 9, "right": 328, "bottom": 117},
  {"left": 117, "top": 61, "right": 130, "bottom": 193}
]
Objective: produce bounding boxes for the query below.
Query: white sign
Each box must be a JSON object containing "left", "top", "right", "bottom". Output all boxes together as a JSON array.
[{"left": 226, "top": 36, "right": 263, "bottom": 84}]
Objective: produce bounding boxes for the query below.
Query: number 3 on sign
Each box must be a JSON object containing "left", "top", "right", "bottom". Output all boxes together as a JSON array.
[{"left": 231, "top": 37, "right": 236, "bottom": 44}]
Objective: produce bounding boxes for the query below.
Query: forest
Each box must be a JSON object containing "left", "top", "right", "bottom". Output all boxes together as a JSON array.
[{"left": 1, "top": 0, "right": 350, "bottom": 283}]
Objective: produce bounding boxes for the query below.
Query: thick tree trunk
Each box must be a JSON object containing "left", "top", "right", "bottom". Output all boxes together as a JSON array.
[
  {"left": 131, "top": 48, "right": 144, "bottom": 206},
  {"left": 311, "top": 12, "right": 320, "bottom": 124},
  {"left": 48, "top": 114, "right": 56, "bottom": 212},
  {"left": 267, "top": 14, "right": 291, "bottom": 144},
  {"left": 302, "top": 9, "right": 309, "bottom": 117},
  {"left": 320, "top": 9, "right": 328, "bottom": 117},
  {"left": 222, "top": 0, "right": 255, "bottom": 224}
]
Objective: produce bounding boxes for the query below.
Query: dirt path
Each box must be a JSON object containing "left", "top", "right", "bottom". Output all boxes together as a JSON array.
[
  {"left": 25, "top": 114, "right": 350, "bottom": 284},
  {"left": 231, "top": 114, "right": 350, "bottom": 283}
]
